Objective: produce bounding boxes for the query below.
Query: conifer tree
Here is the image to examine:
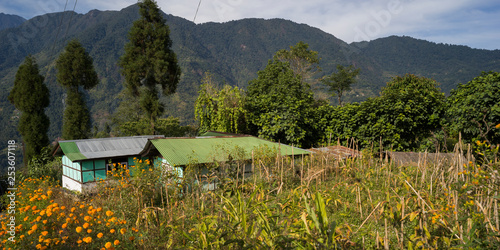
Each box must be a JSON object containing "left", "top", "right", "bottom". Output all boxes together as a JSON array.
[
  {"left": 8, "top": 55, "right": 50, "bottom": 161},
  {"left": 118, "top": 0, "right": 181, "bottom": 134},
  {"left": 56, "top": 39, "right": 98, "bottom": 140}
]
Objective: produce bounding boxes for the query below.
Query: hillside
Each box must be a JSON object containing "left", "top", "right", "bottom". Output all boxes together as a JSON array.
[
  {"left": 352, "top": 36, "right": 500, "bottom": 92},
  {"left": 0, "top": 13, "right": 25, "bottom": 30},
  {"left": 0, "top": 3, "right": 499, "bottom": 151}
]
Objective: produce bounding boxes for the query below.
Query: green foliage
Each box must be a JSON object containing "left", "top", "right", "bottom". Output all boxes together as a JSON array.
[
  {"left": 18, "top": 111, "right": 51, "bottom": 161},
  {"left": 62, "top": 90, "right": 91, "bottom": 140},
  {"left": 358, "top": 74, "right": 446, "bottom": 150},
  {"left": 23, "top": 147, "right": 62, "bottom": 185},
  {"left": 246, "top": 59, "right": 317, "bottom": 148},
  {"left": 56, "top": 40, "right": 98, "bottom": 91},
  {"left": 8, "top": 55, "right": 49, "bottom": 113},
  {"left": 273, "top": 41, "right": 321, "bottom": 85},
  {"left": 322, "top": 64, "right": 360, "bottom": 106},
  {"left": 117, "top": 117, "right": 196, "bottom": 137},
  {"left": 8, "top": 55, "right": 50, "bottom": 161},
  {"left": 195, "top": 72, "right": 247, "bottom": 134},
  {"left": 317, "top": 74, "right": 446, "bottom": 151},
  {"left": 118, "top": 0, "right": 181, "bottom": 133},
  {"left": 56, "top": 40, "right": 98, "bottom": 140},
  {"left": 446, "top": 71, "right": 500, "bottom": 145}
]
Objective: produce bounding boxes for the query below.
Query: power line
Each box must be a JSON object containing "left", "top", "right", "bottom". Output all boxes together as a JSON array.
[
  {"left": 193, "top": 0, "right": 202, "bottom": 23},
  {"left": 51, "top": 0, "right": 69, "bottom": 53},
  {"left": 63, "top": 0, "right": 78, "bottom": 40}
]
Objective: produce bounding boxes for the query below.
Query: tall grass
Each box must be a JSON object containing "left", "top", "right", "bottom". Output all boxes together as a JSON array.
[{"left": 2, "top": 142, "right": 499, "bottom": 249}]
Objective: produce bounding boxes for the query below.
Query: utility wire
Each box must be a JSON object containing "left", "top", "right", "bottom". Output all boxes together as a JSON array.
[
  {"left": 63, "top": 0, "right": 78, "bottom": 40},
  {"left": 51, "top": 0, "right": 69, "bottom": 53},
  {"left": 193, "top": 0, "right": 202, "bottom": 23}
]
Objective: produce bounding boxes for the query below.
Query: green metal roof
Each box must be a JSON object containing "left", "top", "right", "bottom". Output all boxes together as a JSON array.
[
  {"left": 200, "top": 131, "right": 228, "bottom": 137},
  {"left": 148, "top": 136, "right": 310, "bottom": 166},
  {"left": 59, "top": 141, "right": 87, "bottom": 161}
]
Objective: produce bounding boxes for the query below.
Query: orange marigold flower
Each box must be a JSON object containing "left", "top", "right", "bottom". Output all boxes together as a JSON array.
[
  {"left": 105, "top": 242, "right": 112, "bottom": 248},
  {"left": 76, "top": 227, "right": 83, "bottom": 233},
  {"left": 129, "top": 236, "right": 135, "bottom": 241},
  {"left": 32, "top": 224, "right": 38, "bottom": 231},
  {"left": 106, "top": 211, "right": 114, "bottom": 217},
  {"left": 83, "top": 236, "right": 92, "bottom": 243},
  {"left": 97, "top": 232, "right": 103, "bottom": 238},
  {"left": 120, "top": 228, "right": 126, "bottom": 235},
  {"left": 41, "top": 231, "right": 48, "bottom": 236},
  {"left": 83, "top": 223, "right": 90, "bottom": 229},
  {"left": 114, "top": 240, "right": 120, "bottom": 245},
  {"left": 110, "top": 229, "right": 115, "bottom": 233},
  {"left": 84, "top": 216, "right": 91, "bottom": 222}
]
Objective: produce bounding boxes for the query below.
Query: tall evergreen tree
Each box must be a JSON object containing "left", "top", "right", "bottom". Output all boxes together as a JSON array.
[
  {"left": 118, "top": 0, "right": 181, "bottom": 134},
  {"left": 56, "top": 39, "right": 98, "bottom": 140},
  {"left": 8, "top": 55, "right": 50, "bottom": 161}
]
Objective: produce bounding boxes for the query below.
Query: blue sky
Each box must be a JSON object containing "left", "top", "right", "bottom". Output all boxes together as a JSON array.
[{"left": 1, "top": 0, "right": 499, "bottom": 50}]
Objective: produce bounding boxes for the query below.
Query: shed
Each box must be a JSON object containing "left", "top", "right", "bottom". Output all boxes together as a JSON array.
[
  {"left": 52, "top": 135, "right": 163, "bottom": 192},
  {"left": 140, "top": 135, "right": 310, "bottom": 189}
]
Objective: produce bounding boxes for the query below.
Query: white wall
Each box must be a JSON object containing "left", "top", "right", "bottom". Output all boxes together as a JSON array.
[{"left": 62, "top": 175, "right": 82, "bottom": 192}]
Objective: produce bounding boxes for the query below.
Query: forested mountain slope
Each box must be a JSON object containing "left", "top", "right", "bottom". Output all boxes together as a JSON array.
[{"left": 0, "top": 4, "right": 499, "bottom": 148}]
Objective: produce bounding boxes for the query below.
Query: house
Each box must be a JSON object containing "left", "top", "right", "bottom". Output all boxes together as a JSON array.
[
  {"left": 139, "top": 135, "right": 310, "bottom": 189},
  {"left": 52, "top": 135, "right": 163, "bottom": 192}
]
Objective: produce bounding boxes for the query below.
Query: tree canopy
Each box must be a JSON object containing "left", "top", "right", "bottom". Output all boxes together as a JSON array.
[
  {"left": 195, "top": 72, "right": 247, "bottom": 134},
  {"left": 56, "top": 40, "right": 98, "bottom": 91},
  {"left": 446, "top": 71, "right": 500, "bottom": 145},
  {"left": 322, "top": 65, "right": 360, "bottom": 106},
  {"left": 56, "top": 40, "right": 98, "bottom": 140},
  {"left": 8, "top": 55, "right": 50, "bottom": 161},
  {"left": 273, "top": 41, "right": 321, "bottom": 85},
  {"left": 118, "top": 0, "right": 181, "bottom": 134},
  {"left": 246, "top": 59, "right": 317, "bottom": 148}
]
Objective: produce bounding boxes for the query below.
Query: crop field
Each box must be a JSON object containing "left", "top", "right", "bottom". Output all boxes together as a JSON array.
[{"left": 1, "top": 141, "right": 499, "bottom": 249}]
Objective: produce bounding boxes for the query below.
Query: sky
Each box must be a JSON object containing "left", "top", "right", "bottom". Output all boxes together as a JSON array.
[{"left": 1, "top": 0, "right": 499, "bottom": 50}]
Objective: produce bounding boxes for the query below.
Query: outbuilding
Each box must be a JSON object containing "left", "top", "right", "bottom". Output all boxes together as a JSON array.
[{"left": 52, "top": 135, "right": 163, "bottom": 192}]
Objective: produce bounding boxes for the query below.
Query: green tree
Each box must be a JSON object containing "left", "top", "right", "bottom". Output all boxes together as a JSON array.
[
  {"left": 273, "top": 41, "right": 321, "bottom": 85},
  {"left": 8, "top": 55, "right": 50, "bottom": 162},
  {"left": 56, "top": 40, "right": 98, "bottom": 140},
  {"left": 118, "top": 0, "right": 181, "bottom": 134},
  {"left": 321, "top": 64, "right": 360, "bottom": 106},
  {"left": 195, "top": 72, "right": 247, "bottom": 134},
  {"left": 55, "top": 40, "right": 98, "bottom": 92},
  {"left": 246, "top": 59, "right": 317, "bottom": 148},
  {"left": 446, "top": 71, "right": 500, "bottom": 145},
  {"left": 357, "top": 74, "right": 446, "bottom": 150},
  {"left": 62, "top": 91, "right": 91, "bottom": 140}
]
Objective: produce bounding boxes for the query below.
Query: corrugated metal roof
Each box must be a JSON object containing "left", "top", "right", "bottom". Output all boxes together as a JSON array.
[
  {"left": 147, "top": 136, "right": 310, "bottom": 166},
  {"left": 200, "top": 131, "right": 242, "bottom": 137},
  {"left": 310, "top": 146, "right": 361, "bottom": 160},
  {"left": 58, "top": 135, "right": 163, "bottom": 161}
]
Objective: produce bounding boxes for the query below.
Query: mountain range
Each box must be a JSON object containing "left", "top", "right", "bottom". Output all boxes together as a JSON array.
[{"left": 1, "top": 4, "right": 499, "bottom": 150}]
